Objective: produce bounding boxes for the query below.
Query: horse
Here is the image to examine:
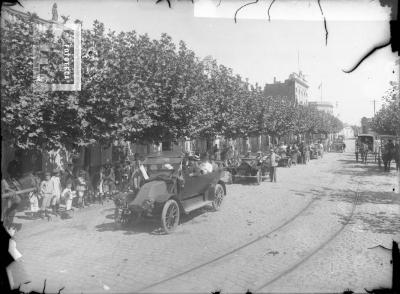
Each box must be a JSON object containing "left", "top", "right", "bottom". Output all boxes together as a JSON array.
[
  {"left": 359, "top": 145, "right": 369, "bottom": 164},
  {"left": 393, "top": 145, "right": 400, "bottom": 171},
  {"left": 382, "top": 146, "right": 396, "bottom": 171}
]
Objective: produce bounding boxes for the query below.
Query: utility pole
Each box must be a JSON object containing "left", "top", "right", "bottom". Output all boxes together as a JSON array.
[{"left": 370, "top": 100, "right": 377, "bottom": 116}]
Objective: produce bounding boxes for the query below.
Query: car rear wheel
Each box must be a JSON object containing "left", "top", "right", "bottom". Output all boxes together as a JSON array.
[
  {"left": 212, "top": 184, "right": 225, "bottom": 211},
  {"left": 161, "top": 199, "right": 180, "bottom": 234}
]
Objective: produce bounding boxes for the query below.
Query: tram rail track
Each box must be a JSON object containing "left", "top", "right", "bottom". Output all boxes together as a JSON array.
[
  {"left": 255, "top": 182, "right": 360, "bottom": 292},
  {"left": 135, "top": 163, "right": 347, "bottom": 293}
]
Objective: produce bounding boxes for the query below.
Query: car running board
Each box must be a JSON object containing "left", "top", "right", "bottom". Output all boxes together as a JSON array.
[{"left": 181, "top": 199, "right": 213, "bottom": 214}]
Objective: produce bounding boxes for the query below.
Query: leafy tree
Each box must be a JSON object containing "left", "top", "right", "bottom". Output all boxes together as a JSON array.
[
  {"left": 371, "top": 82, "right": 399, "bottom": 136},
  {"left": 2, "top": 15, "right": 346, "bottom": 153}
]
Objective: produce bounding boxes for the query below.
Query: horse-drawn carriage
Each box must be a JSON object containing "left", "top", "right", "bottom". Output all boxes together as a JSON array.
[
  {"left": 330, "top": 136, "right": 345, "bottom": 153},
  {"left": 278, "top": 155, "right": 292, "bottom": 167},
  {"left": 310, "top": 143, "right": 322, "bottom": 159},
  {"left": 355, "top": 134, "right": 378, "bottom": 163},
  {"left": 227, "top": 154, "right": 269, "bottom": 185}
]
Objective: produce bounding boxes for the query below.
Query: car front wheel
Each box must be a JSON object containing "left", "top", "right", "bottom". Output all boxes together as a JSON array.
[
  {"left": 161, "top": 199, "right": 180, "bottom": 234},
  {"left": 212, "top": 184, "right": 225, "bottom": 211}
]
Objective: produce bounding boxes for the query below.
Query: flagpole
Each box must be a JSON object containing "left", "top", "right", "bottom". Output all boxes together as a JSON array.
[
  {"left": 297, "top": 50, "right": 300, "bottom": 72},
  {"left": 320, "top": 82, "right": 323, "bottom": 102}
]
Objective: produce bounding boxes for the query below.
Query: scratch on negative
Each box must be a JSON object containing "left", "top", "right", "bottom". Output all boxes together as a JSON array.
[
  {"left": 267, "top": 0, "right": 276, "bottom": 22},
  {"left": 342, "top": 40, "right": 391, "bottom": 73},
  {"left": 234, "top": 0, "right": 259, "bottom": 23},
  {"left": 317, "top": 0, "right": 328, "bottom": 46}
]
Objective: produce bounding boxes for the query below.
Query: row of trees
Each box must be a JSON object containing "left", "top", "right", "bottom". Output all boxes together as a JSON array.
[
  {"left": 1, "top": 16, "right": 343, "bottom": 151},
  {"left": 371, "top": 82, "right": 399, "bottom": 136}
]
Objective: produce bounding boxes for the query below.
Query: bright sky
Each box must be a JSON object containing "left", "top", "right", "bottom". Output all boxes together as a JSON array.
[{"left": 16, "top": 0, "right": 399, "bottom": 125}]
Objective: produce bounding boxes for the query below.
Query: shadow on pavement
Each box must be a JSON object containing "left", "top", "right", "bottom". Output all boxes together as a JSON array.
[
  {"left": 291, "top": 183, "right": 399, "bottom": 234},
  {"left": 332, "top": 163, "right": 396, "bottom": 177},
  {"left": 95, "top": 205, "right": 215, "bottom": 235},
  {"left": 317, "top": 187, "right": 399, "bottom": 205},
  {"left": 335, "top": 211, "right": 400, "bottom": 234},
  {"left": 231, "top": 179, "right": 266, "bottom": 186}
]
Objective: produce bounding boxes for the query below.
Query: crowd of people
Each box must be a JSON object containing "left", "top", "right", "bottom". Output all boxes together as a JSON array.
[
  {"left": 1, "top": 153, "right": 147, "bottom": 228},
  {"left": 1, "top": 139, "right": 340, "bottom": 229}
]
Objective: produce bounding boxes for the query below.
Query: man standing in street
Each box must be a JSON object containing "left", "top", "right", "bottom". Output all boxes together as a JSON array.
[{"left": 269, "top": 149, "right": 280, "bottom": 183}]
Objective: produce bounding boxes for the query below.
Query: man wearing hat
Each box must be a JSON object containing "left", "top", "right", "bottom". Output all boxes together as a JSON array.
[
  {"left": 130, "top": 153, "right": 144, "bottom": 191},
  {"left": 269, "top": 149, "right": 280, "bottom": 183},
  {"left": 198, "top": 152, "right": 213, "bottom": 174}
]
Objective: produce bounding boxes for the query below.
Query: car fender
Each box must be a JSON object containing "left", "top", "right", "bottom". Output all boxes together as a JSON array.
[{"left": 129, "top": 181, "right": 175, "bottom": 207}]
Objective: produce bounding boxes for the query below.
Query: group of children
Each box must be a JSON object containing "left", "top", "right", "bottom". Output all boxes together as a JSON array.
[{"left": 29, "top": 169, "right": 89, "bottom": 219}]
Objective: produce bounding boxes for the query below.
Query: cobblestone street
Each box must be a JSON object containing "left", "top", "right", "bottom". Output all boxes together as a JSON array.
[
  {"left": 2, "top": 3, "right": 399, "bottom": 293},
  {"left": 8, "top": 141, "right": 400, "bottom": 293}
]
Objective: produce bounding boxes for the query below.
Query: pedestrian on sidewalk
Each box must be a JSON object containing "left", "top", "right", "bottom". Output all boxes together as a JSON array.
[
  {"left": 61, "top": 182, "right": 76, "bottom": 212},
  {"left": 50, "top": 169, "right": 62, "bottom": 216},
  {"left": 99, "top": 165, "right": 106, "bottom": 199},
  {"left": 39, "top": 172, "right": 55, "bottom": 219},
  {"left": 27, "top": 171, "right": 41, "bottom": 218},
  {"left": 75, "top": 171, "right": 87, "bottom": 208},
  {"left": 269, "top": 149, "right": 280, "bottom": 183}
]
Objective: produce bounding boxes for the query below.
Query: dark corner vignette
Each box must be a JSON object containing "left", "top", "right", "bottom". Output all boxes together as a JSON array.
[
  {"left": 157, "top": 0, "right": 398, "bottom": 74},
  {"left": 343, "top": 0, "right": 399, "bottom": 73},
  {"left": 0, "top": 0, "right": 398, "bottom": 294}
]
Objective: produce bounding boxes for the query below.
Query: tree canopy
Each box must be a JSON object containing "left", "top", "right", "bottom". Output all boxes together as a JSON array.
[
  {"left": 1, "top": 17, "right": 344, "bottom": 151},
  {"left": 371, "top": 82, "right": 400, "bottom": 136}
]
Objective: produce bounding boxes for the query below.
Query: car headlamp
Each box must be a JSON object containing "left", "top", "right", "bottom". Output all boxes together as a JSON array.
[{"left": 142, "top": 199, "right": 154, "bottom": 210}]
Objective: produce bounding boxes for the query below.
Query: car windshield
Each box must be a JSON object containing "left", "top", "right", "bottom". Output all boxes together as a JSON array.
[{"left": 144, "top": 157, "right": 182, "bottom": 172}]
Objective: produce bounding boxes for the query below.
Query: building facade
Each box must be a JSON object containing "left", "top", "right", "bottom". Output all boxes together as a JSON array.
[
  {"left": 1, "top": 6, "right": 58, "bottom": 31},
  {"left": 264, "top": 71, "right": 309, "bottom": 105},
  {"left": 339, "top": 126, "right": 355, "bottom": 139},
  {"left": 308, "top": 101, "right": 334, "bottom": 114}
]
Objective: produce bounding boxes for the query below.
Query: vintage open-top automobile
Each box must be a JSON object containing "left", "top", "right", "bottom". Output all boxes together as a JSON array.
[
  {"left": 227, "top": 154, "right": 269, "bottom": 185},
  {"left": 114, "top": 151, "right": 226, "bottom": 233}
]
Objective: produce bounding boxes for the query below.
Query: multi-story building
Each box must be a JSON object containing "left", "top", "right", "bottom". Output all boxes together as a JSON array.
[
  {"left": 1, "top": 5, "right": 58, "bottom": 31},
  {"left": 339, "top": 126, "right": 355, "bottom": 139},
  {"left": 308, "top": 101, "right": 334, "bottom": 114},
  {"left": 264, "top": 71, "right": 309, "bottom": 105}
]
